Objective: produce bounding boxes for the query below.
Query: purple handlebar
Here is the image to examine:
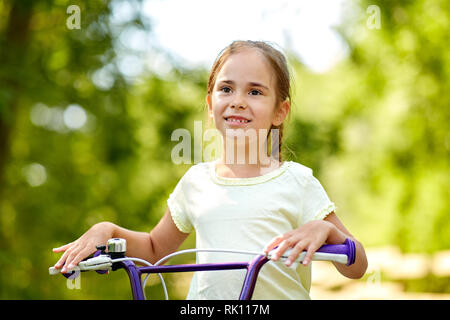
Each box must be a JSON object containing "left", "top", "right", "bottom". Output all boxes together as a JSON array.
[
  {"left": 316, "top": 238, "right": 356, "bottom": 266},
  {"left": 57, "top": 238, "right": 356, "bottom": 299}
]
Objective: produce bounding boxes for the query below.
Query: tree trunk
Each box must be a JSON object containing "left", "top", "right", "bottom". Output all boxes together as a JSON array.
[{"left": 0, "top": 1, "right": 33, "bottom": 190}]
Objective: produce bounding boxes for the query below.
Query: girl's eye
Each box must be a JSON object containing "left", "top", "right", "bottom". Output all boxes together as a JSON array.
[
  {"left": 249, "top": 89, "right": 262, "bottom": 95},
  {"left": 220, "top": 86, "right": 232, "bottom": 93}
]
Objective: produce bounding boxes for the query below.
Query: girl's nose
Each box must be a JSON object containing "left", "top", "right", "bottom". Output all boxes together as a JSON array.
[
  {"left": 231, "top": 103, "right": 247, "bottom": 109},
  {"left": 230, "top": 91, "right": 247, "bottom": 109},
  {"left": 231, "top": 98, "right": 247, "bottom": 109}
]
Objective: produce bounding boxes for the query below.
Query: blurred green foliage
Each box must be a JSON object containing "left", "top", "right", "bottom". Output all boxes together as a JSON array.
[{"left": 0, "top": 0, "right": 448, "bottom": 299}]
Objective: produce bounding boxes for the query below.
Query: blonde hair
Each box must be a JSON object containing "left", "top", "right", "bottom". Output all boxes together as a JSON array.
[{"left": 207, "top": 40, "right": 292, "bottom": 162}]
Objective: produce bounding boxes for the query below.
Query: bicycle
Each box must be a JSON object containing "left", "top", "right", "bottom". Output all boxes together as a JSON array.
[{"left": 49, "top": 237, "right": 356, "bottom": 300}]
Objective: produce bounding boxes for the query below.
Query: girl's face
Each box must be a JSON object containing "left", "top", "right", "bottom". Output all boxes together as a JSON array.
[{"left": 207, "top": 49, "right": 289, "bottom": 145}]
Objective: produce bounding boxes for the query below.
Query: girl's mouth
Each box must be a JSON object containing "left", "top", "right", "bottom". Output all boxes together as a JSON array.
[{"left": 224, "top": 117, "right": 251, "bottom": 126}]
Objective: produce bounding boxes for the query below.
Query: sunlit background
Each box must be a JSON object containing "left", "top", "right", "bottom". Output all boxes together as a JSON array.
[{"left": 0, "top": 0, "right": 449, "bottom": 299}]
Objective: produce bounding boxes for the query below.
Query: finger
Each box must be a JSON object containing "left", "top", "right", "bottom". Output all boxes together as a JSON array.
[
  {"left": 52, "top": 242, "right": 73, "bottom": 253},
  {"left": 71, "top": 247, "right": 95, "bottom": 269},
  {"left": 54, "top": 247, "right": 73, "bottom": 269},
  {"left": 286, "top": 241, "right": 308, "bottom": 267},
  {"left": 54, "top": 242, "right": 77, "bottom": 268},
  {"left": 271, "top": 239, "right": 292, "bottom": 261},
  {"left": 64, "top": 243, "right": 98, "bottom": 273},
  {"left": 302, "top": 243, "right": 320, "bottom": 266},
  {"left": 263, "top": 235, "right": 284, "bottom": 254},
  {"left": 61, "top": 246, "right": 82, "bottom": 273}
]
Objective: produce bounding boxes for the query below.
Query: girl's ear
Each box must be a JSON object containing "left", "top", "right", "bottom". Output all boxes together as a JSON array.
[
  {"left": 206, "top": 94, "right": 213, "bottom": 118},
  {"left": 272, "top": 100, "right": 290, "bottom": 126}
]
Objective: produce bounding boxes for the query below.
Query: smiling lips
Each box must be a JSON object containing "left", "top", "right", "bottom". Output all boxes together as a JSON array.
[{"left": 224, "top": 116, "right": 251, "bottom": 125}]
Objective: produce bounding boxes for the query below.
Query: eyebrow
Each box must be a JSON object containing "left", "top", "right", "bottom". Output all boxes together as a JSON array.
[{"left": 218, "top": 79, "right": 269, "bottom": 91}]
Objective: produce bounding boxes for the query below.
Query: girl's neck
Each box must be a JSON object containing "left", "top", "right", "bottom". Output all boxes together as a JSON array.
[
  {"left": 215, "top": 134, "right": 281, "bottom": 178},
  {"left": 215, "top": 156, "right": 282, "bottom": 179}
]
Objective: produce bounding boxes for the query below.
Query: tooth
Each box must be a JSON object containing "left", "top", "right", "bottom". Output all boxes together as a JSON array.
[{"left": 227, "top": 118, "right": 248, "bottom": 123}]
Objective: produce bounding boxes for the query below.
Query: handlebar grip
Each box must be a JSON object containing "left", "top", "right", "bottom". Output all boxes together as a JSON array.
[{"left": 316, "top": 238, "right": 356, "bottom": 266}]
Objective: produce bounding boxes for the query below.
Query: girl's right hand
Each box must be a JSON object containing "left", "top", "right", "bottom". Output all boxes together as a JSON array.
[{"left": 52, "top": 222, "right": 115, "bottom": 273}]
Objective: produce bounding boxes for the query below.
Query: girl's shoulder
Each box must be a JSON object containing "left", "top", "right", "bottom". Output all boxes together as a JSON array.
[
  {"left": 178, "top": 161, "right": 211, "bottom": 181},
  {"left": 286, "top": 160, "right": 313, "bottom": 176},
  {"left": 284, "top": 160, "right": 314, "bottom": 186}
]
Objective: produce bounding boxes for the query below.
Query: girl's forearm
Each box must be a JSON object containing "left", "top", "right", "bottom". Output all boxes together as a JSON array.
[
  {"left": 334, "top": 237, "right": 367, "bottom": 279},
  {"left": 104, "top": 208, "right": 190, "bottom": 265},
  {"left": 326, "top": 223, "right": 368, "bottom": 279},
  {"left": 101, "top": 222, "right": 155, "bottom": 263},
  {"left": 322, "top": 218, "right": 368, "bottom": 279}
]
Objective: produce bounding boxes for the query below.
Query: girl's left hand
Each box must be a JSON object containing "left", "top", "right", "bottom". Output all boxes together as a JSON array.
[{"left": 263, "top": 220, "right": 343, "bottom": 267}]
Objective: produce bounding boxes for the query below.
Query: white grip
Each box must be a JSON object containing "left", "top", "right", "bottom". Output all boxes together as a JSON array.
[
  {"left": 49, "top": 255, "right": 112, "bottom": 275},
  {"left": 78, "top": 255, "right": 112, "bottom": 269},
  {"left": 309, "top": 252, "right": 348, "bottom": 264},
  {"left": 49, "top": 266, "right": 61, "bottom": 275},
  {"left": 268, "top": 249, "right": 348, "bottom": 265}
]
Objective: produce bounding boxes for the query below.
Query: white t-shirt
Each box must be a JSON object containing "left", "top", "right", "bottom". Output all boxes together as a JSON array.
[{"left": 167, "top": 159, "right": 336, "bottom": 300}]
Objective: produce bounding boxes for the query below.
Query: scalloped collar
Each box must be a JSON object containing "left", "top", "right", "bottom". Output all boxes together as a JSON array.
[{"left": 210, "top": 159, "right": 291, "bottom": 186}]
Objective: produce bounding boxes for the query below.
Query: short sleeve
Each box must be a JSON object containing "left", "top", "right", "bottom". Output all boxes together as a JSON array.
[
  {"left": 300, "top": 174, "right": 337, "bottom": 225},
  {"left": 167, "top": 175, "right": 193, "bottom": 234}
]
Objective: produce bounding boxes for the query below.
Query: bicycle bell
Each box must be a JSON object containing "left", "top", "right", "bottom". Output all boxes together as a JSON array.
[{"left": 107, "top": 238, "right": 126, "bottom": 258}]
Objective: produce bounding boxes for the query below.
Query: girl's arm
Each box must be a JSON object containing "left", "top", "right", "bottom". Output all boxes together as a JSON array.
[
  {"left": 264, "top": 211, "right": 368, "bottom": 279},
  {"left": 322, "top": 212, "right": 368, "bottom": 279},
  {"left": 53, "top": 207, "right": 189, "bottom": 273}
]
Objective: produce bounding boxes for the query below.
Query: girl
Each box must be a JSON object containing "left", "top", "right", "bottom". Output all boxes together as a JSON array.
[{"left": 52, "top": 40, "right": 368, "bottom": 299}]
